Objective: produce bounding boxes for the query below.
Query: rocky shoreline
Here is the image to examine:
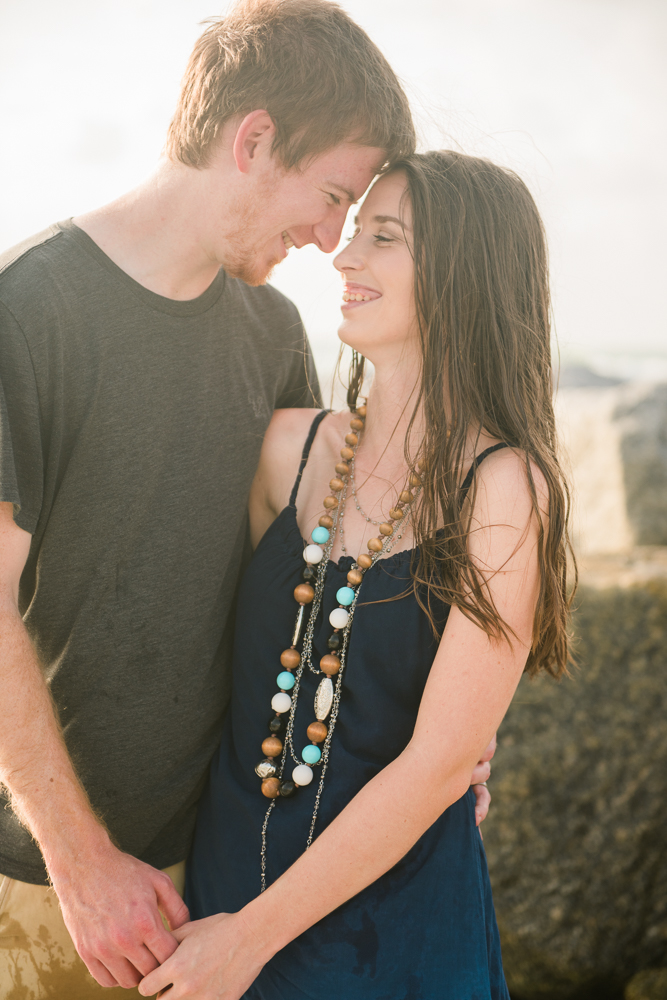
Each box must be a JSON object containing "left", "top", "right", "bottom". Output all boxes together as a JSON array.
[{"left": 485, "top": 552, "right": 667, "bottom": 999}]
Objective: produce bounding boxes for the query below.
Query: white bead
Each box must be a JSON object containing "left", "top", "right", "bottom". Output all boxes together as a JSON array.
[
  {"left": 303, "top": 544, "right": 324, "bottom": 564},
  {"left": 314, "top": 677, "right": 334, "bottom": 721},
  {"left": 329, "top": 607, "right": 349, "bottom": 629},
  {"left": 292, "top": 764, "right": 314, "bottom": 786},
  {"left": 271, "top": 692, "right": 292, "bottom": 714}
]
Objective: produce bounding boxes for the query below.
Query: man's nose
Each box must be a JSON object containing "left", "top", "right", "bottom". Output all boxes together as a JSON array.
[
  {"left": 291, "top": 206, "right": 348, "bottom": 254},
  {"left": 312, "top": 216, "right": 346, "bottom": 254}
]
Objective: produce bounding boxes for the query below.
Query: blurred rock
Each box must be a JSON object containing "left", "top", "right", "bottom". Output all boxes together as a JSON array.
[
  {"left": 625, "top": 969, "right": 667, "bottom": 1000},
  {"left": 556, "top": 382, "right": 667, "bottom": 553},
  {"left": 484, "top": 563, "right": 667, "bottom": 1000},
  {"left": 557, "top": 364, "right": 625, "bottom": 389},
  {"left": 616, "top": 384, "right": 667, "bottom": 546}
]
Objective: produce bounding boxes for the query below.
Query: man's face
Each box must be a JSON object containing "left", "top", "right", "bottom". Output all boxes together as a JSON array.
[{"left": 222, "top": 143, "right": 384, "bottom": 286}]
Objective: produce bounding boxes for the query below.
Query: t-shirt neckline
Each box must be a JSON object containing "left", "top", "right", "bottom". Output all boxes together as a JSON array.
[{"left": 57, "top": 218, "right": 227, "bottom": 317}]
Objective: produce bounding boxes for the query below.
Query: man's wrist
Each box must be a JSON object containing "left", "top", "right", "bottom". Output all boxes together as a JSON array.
[{"left": 41, "top": 813, "right": 115, "bottom": 886}]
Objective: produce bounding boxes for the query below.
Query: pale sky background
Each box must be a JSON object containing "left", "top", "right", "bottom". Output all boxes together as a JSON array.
[{"left": 1, "top": 0, "right": 665, "bottom": 384}]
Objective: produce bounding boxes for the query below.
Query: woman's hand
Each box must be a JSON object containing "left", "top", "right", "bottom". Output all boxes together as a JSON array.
[
  {"left": 471, "top": 734, "right": 496, "bottom": 826},
  {"left": 138, "top": 912, "right": 269, "bottom": 1000}
]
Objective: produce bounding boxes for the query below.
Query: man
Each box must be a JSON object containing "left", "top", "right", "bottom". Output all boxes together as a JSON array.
[{"left": 0, "top": 1, "right": 491, "bottom": 996}]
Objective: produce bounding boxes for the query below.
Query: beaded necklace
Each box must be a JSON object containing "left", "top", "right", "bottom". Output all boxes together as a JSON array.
[{"left": 256, "top": 405, "right": 422, "bottom": 891}]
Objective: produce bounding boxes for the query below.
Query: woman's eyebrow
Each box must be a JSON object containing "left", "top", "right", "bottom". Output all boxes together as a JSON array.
[{"left": 353, "top": 213, "right": 410, "bottom": 229}]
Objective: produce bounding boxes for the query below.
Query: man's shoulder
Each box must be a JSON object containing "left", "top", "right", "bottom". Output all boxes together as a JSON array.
[{"left": 0, "top": 224, "right": 65, "bottom": 284}]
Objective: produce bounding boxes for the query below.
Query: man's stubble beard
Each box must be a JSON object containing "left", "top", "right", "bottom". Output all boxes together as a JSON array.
[
  {"left": 223, "top": 238, "right": 279, "bottom": 286},
  {"left": 222, "top": 175, "right": 283, "bottom": 286}
]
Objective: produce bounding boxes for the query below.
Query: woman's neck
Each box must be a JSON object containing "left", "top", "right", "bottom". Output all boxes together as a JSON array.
[{"left": 356, "top": 350, "right": 423, "bottom": 476}]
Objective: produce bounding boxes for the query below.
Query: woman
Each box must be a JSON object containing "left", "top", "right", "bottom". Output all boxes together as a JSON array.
[{"left": 139, "top": 151, "right": 573, "bottom": 1000}]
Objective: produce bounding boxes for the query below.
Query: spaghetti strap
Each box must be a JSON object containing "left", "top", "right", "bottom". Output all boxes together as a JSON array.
[
  {"left": 288, "top": 410, "right": 329, "bottom": 508},
  {"left": 460, "top": 442, "right": 509, "bottom": 496}
]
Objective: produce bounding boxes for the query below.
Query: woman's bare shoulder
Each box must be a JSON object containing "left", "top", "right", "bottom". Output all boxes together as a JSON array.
[
  {"left": 472, "top": 446, "right": 549, "bottom": 524},
  {"left": 261, "top": 407, "right": 325, "bottom": 472},
  {"left": 255, "top": 408, "right": 324, "bottom": 506}
]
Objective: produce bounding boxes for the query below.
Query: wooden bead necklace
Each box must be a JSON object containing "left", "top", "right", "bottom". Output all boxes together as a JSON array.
[{"left": 257, "top": 405, "right": 422, "bottom": 892}]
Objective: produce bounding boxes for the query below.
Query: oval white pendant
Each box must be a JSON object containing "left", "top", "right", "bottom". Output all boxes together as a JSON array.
[{"left": 314, "top": 677, "right": 334, "bottom": 721}]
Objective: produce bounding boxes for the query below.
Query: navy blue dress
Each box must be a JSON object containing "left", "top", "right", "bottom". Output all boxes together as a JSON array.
[{"left": 187, "top": 412, "right": 510, "bottom": 1000}]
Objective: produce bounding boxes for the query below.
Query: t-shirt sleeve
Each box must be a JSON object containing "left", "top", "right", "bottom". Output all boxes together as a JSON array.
[
  {"left": 275, "top": 305, "right": 323, "bottom": 410},
  {"left": 0, "top": 301, "right": 43, "bottom": 533}
]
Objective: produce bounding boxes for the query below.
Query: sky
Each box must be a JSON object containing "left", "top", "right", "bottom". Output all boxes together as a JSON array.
[{"left": 1, "top": 0, "right": 665, "bottom": 383}]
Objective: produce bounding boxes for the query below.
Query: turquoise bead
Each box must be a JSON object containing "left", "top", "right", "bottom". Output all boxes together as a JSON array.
[
  {"left": 336, "top": 586, "right": 355, "bottom": 606},
  {"left": 277, "top": 671, "right": 296, "bottom": 691},
  {"left": 311, "top": 526, "right": 330, "bottom": 544},
  {"left": 302, "top": 744, "right": 322, "bottom": 764}
]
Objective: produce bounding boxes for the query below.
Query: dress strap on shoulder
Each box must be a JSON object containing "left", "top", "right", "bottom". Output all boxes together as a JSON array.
[
  {"left": 460, "top": 442, "right": 509, "bottom": 497},
  {"left": 289, "top": 409, "right": 330, "bottom": 509}
]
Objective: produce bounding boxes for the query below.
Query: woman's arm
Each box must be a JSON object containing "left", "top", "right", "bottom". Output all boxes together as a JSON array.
[{"left": 140, "top": 448, "right": 540, "bottom": 1000}]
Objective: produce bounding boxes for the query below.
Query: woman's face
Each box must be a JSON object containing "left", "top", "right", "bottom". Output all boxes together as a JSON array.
[{"left": 334, "top": 171, "right": 417, "bottom": 363}]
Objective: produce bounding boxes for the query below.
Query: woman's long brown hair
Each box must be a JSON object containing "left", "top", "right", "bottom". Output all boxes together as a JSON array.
[{"left": 350, "top": 151, "right": 575, "bottom": 678}]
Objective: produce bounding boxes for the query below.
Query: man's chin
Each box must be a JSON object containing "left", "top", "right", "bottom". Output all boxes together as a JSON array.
[{"left": 226, "top": 257, "right": 280, "bottom": 287}]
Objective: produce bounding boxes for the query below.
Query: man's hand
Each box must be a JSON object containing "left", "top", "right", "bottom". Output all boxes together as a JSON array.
[
  {"left": 51, "top": 840, "right": 189, "bottom": 988},
  {"left": 138, "top": 912, "right": 268, "bottom": 1000},
  {"left": 470, "top": 734, "right": 496, "bottom": 826}
]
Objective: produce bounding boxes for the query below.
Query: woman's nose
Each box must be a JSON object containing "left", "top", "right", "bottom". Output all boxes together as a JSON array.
[{"left": 333, "top": 241, "right": 362, "bottom": 273}]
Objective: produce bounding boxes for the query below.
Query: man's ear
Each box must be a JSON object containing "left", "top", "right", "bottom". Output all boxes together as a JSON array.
[{"left": 232, "top": 110, "right": 276, "bottom": 174}]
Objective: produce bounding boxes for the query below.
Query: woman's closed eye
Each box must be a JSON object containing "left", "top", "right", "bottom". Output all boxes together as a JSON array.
[{"left": 345, "top": 229, "right": 395, "bottom": 244}]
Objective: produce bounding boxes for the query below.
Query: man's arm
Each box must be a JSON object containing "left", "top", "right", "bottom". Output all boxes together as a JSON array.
[{"left": 0, "top": 502, "right": 188, "bottom": 988}]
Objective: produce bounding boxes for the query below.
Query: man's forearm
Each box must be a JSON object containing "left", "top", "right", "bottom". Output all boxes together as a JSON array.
[{"left": 0, "top": 601, "right": 111, "bottom": 872}]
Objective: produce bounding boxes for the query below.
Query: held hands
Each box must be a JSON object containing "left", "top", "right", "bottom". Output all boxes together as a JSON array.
[
  {"left": 51, "top": 840, "right": 189, "bottom": 988},
  {"left": 139, "top": 911, "right": 268, "bottom": 1000}
]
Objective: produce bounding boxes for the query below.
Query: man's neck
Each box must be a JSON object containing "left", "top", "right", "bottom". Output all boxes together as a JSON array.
[{"left": 73, "top": 159, "right": 226, "bottom": 301}]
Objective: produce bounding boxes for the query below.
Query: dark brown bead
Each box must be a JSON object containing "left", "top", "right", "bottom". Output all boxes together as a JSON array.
[
  {"left": 389, "top": 507, "right": 404, "bottom": 520},
  {"left": 417, "top": 457, "right": 429, "bottom": 471},
  {"left": 340, "top": 446, "right": 354, "bottom": 461},
  {"left": 261, "top": 777, "right": 281, "bottom": 798},
  {"left": 335, "top": 462, "right": 350, "bottom": 477},
  {"left": 409, "top": 472, "right": 422, "bottom": 487},
  {"left": 379, "top": 522, "right": 394, "bottom": 536},
  {"left": 280, "top": 648, "right": 301, "bottom": 669},
  {"left": 327, "top": 632, "right": 342, "bottom": 650},
  {"left": 399, "top": 490, "right": 414, "bottom": 504},
  {"left": 294, "top": 583, "right": 315, "bottom": 605},
  {"left": 307, "top": 721, "right": 328, "bottom": 743},
  {"left": 323, "top": 495, "right": 338, "bottom": 510},
  {"left": 262, "top": 736, "right": 283, "bottom": 758},
  {"left": 357, "top": 553, "right": 373, "bottom": 569},
  {"left": 347, "top": 568, "right": 363, "bottom": 586},
  {"left": 319, "top": 514, "right": 334, "bottom": 529},
  {"left": 268, "top": 716, "right": 285, "bottom": 734},
  {"left": 302, "top": 565, "right": 316, "bottom": 581},
  {"left": 349, "top": 417, "right": 364, "bottom": 431},
  {"left": 367, "top": 537, "right": 383, "bottom": 552},
  {"left": 356, "top": 405, "right": 367, "bottom": 418},
  {"left": 345, "top": 433, "right": 359, "bottom": 447},
  {"left": 320, "top": 654, "right": 341, "bottom": 676},
  {"left": 279, "top": 780, "right": 296, "bottom": 797},
  {"left": 329, "top": 477, "right": 345, "bottom": 493}
]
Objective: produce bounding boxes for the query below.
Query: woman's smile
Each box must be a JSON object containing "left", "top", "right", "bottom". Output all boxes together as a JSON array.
[{"left": 341, "top": 282, "right": 382, "bottom": 308}]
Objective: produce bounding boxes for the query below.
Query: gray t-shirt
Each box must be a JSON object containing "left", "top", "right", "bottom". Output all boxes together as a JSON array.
[{"left": 0, "top": 220, "right": 320, "bottom": 884}]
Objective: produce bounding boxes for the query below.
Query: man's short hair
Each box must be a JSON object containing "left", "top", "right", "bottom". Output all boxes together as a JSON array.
[{"left": 166, "top": 0, "right": 415, "bottom": 171}]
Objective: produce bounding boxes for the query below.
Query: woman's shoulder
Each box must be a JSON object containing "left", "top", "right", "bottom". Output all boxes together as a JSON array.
[
  {"left": 254, "top": 408, "right": 324, "bottom": 511},
  {"left": 471, "top": 443, "right": 549, "bottom": 521}
]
